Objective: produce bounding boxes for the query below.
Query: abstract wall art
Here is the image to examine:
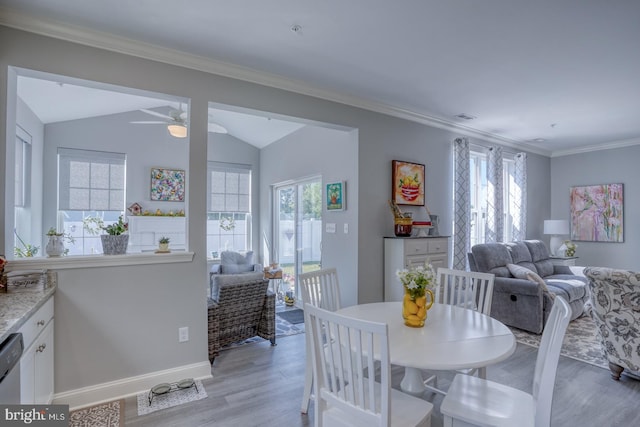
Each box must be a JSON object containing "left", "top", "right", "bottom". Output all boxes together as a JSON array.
[{"left": 570, "top": 183, "right": 623, "bottom": 242}]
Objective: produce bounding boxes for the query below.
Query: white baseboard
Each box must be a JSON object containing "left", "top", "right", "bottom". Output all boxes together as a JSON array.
[{"left": 53, "top": 361, "right": 212, "bottom": 410}]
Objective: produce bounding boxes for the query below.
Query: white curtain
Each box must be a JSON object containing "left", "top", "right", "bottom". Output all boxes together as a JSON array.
[
  {"left": 511, "top": 153, "right": 528, "bottom": 241},
  {"left": 486, "top": 146, "right": 504, "bottom": 243},
  {"left": 452, "top": 138, "right": 470, "bottom": 270}
]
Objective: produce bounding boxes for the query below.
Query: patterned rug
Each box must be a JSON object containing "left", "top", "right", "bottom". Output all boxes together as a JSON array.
[
  {"left": 69, "top": 399, "right": 124, "bottom": 427},
  {"left": 509, "top": 314, "right": 608, "bottom": 370},
  {"left": 137, "top": 379, "right": 207, "bottom": 416}
]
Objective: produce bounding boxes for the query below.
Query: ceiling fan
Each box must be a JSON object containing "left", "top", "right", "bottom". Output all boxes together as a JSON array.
[{"left": 130, "top": 105, "right": 228, "bottom": 138}]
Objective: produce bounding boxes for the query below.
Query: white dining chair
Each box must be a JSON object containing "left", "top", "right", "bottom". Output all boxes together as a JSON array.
[
  {"left": 305, "top": 303, "right": 433, "bottom": 427},
  {"left": 440, "top": 296, "right": 571, "bottom": 427},
  {"left": 299, "top": 267, "right": 342, "bottom": 414},
  {"left": 424, "top": 268, "right": 495, "bottom": 395}
]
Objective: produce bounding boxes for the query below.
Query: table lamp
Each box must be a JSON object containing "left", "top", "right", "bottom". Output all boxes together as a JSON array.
[{"left": 544, "top": 220, "right": 569, "bottom": 256}]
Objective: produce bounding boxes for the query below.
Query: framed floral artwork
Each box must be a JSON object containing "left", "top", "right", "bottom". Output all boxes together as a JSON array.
[
  {"left": 326, "top": 181, "right": 345, "bottom": 211},
  {"left": 150, "top": 168, "right": 185, "bottom": 202},
  {"left": 392, "top": 160, "right": 425, "bottom": 206},
  {"left": 570, "top": 183, "right": 623, "bottom": 242}
]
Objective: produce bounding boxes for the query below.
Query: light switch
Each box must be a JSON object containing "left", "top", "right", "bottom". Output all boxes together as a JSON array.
[
  {"left": 326, "top": 223, "right": 336, "bottom": 233},
  {"left": 344, "top": 223, "right": 349, "bottom": 234}
]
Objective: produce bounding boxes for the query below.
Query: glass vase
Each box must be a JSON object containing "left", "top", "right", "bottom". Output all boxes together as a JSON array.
[{"left": 402, "top": 288, "right": 434, "bottom": 327}]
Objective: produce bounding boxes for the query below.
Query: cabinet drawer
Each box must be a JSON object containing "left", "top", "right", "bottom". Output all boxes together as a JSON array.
[
  {"left": 428, "top": 239, "right": 447, "bottom": 253},
  {"left": 405, "top": 239, "right": 428, "bottom": 255},
  {"left": 18, "top": 296, "right": 54, "bottom": 350}
]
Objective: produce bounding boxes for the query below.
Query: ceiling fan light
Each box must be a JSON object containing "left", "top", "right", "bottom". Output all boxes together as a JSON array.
[{"left": 167, "top": 124, "right": 187, "bottom": 138}]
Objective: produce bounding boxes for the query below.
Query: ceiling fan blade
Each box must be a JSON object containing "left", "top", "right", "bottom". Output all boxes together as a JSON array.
[
  {"left": 140, "top": 109, "right": 173, "bottom": 120},
  {"left": 208, "top": 122, "right": 228, "bottom": 134},
  {"left": 130, "top": 121, "right": 166, "bottom": 124}
]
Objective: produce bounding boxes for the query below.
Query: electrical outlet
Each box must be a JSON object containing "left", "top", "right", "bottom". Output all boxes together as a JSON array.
[
  {"left": 344, "top": 223, "right": 349, "bottom": 234},
  {"left": 178, "top": 327, "right": 189, "bottom": 343}
]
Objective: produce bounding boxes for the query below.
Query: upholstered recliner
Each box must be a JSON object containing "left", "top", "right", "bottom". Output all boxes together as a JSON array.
[
  {"left": 585, "top": 267, "right": 640, "bottom": 380},
  {"left": 469, "top": 240, "right": 589, "bottom": 333},
  {"left": 209, "top": 251, "right": 263, "bottom": 296},
  {"left": 207, "top": 275, "right": 276, "bottom": 363}
]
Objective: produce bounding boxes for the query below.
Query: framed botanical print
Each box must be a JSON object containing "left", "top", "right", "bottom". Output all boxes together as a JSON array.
[
  {"left": 150, "top": 168, "right": 185, "bottom": 202},
  {"left": 392, "top": 160, "right": 425, "bottom": 206},
  {"left": 326, "top": 181, "right": 345, "bottom": 211}
]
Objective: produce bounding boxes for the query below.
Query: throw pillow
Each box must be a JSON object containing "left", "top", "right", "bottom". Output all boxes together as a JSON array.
[
  {"left": 220, "top": 264, "right": 254, "bottom": 274},
  {"left": 526, "top": 271, "right": 555, "bottom": 299},
  {"left": 506, "top": 263, "right": 534, "bottom": 279}
]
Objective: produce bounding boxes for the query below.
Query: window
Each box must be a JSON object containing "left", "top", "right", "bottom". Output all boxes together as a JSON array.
[
  {"left": 206, "top": 162, "right": 251, "bottom": 257},
  {"left": 58, "top": 148, "right": 126, "bottom": 255},
  {"left": 14, "top": 126, "right": 32, "bottom": 251},
  {"left": 469, "top": 150, "right": 517, "bottom": 245}
]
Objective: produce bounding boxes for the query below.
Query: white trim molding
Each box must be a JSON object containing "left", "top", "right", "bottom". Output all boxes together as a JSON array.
[
  {"left": 53, "top": 361, "right": 212, "bottom": 410},
  {"left": 5, "top": 252, "right": 195, "bottom": 271},
  {"left": 550, "top": 137, "right": 640, "bottom": 158}
]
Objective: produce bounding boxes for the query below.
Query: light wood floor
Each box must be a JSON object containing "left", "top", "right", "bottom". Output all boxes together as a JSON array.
[{"left": 124, "top": 331, "right": 640, "bottom": 427}]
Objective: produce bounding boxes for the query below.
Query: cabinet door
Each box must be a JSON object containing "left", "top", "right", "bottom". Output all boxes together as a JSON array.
[
  {"left": 34, "top": 320, "right": 54, "bottom": 404},
  {"left": 429, "top": 254, "right": 448, "bottom": 271},
  {"left": 406, "top": 255, "right": 429, "bottom": 269},
  {"left": 20, "top": 343, "right": 36, "bottom": 404}
]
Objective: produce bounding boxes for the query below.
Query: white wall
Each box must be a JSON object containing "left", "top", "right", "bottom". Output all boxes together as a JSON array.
[
  {"left": 0, "top": 25, "right": 552, "bottom": 403},
  {"left": 551, "top": 145, "right": 639, "bottom": 269}
]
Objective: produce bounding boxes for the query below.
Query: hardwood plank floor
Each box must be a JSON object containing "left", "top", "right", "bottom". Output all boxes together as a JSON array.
[{"left": 124, "top": 332, "right": 640, "bottom": 426}]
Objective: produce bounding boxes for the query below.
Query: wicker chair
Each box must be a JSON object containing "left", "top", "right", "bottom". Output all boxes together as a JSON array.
[{"left": 208, "top": 275, "right": 276, "bottom": 363}]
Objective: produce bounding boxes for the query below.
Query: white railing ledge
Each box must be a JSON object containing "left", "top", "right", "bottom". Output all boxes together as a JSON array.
[{"left": 5, "top": 252, "right": 195, "bottom": 271}]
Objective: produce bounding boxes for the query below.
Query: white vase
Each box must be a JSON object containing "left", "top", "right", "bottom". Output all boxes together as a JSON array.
[
  {"left": 158, "top": 243, "right": 170, "bottom": 252},
  {"left": 45, "top": 235, "right": 65, "bottom": 257}
]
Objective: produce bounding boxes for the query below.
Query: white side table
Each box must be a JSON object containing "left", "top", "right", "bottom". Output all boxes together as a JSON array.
[{"left": 550, "top": 256, "right": 579, "bottom": 266}]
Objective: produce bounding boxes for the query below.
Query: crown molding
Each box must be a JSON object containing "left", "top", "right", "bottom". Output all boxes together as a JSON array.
[
  {"left": 550, "top": 137, "right": 640, "bottom": 158},
  {"left": 1, "top": 7, "right": 551, "bottom": 157}
]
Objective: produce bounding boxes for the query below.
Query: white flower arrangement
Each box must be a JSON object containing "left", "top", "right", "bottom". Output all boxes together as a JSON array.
[{"left": 396, "top": 263, "right": 436, "bottom": 299}]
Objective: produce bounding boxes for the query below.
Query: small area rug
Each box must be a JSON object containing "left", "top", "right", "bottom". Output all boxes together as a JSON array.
[
  {"left": 69, "top": 399, "right": 124, "bottom": 427},
  {"left": 277, "top": 308, "right": 305, "bottom": 324},
  {"left": 136, "top": 379, "right": 207, "bottom": 416},
  {"left": 509, "top": 314, "right": 607, "bottom": 369}
]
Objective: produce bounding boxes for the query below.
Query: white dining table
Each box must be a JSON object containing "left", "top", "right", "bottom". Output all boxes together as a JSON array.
[{"left": 335, "top": 301, "right": 517, "bottom": 396}]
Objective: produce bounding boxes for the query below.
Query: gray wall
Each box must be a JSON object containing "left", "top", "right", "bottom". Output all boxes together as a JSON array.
[
  {"left": 0, "top": 25, "right": 552, "bottom": 399},
  {"left": 551, "top": 145, "right": 639, "bottom": 269},
  {"left": 260, "top": 124, "right": 359, "bottom": 307},
  {"left": 42, "top": 110, "right": 189, "bottom": 233}
]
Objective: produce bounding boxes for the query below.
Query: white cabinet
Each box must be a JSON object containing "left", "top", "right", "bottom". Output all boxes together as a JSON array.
[
  {"left": 19, "top": 296, "right": 54, "bottom": 404},
  {"left": 127, "top": 216, "right": 186, "bottom": 252},
  {"left": 384, "top": 237, "right": 450, "bottom": 302}
]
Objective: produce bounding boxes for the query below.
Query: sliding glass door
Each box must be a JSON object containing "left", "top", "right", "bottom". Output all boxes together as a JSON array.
[{"left": 274, "top": 177, "right": 322, "bottom": 306}]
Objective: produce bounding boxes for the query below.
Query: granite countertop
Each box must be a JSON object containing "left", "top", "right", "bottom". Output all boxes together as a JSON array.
[{"left": 0, "top": 285, "right": 56, "bottom": 344}]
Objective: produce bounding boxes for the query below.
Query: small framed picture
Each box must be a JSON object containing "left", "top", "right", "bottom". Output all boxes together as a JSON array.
[
  {"left": 392, "top": 160, "right": 425, "bottom": 206},
  {"left": 326, "top": 181, "right": 346, "bottom": 211},
  {"left": 150, "top": 168, "right": 185, "bottom": 202}
]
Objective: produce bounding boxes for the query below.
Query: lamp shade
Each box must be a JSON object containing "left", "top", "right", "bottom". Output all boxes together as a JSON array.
[
  {"left": 167, "top": 124, "right": 188, "bottom": 138},
  {"left": 543, "top": 220, "right": 569, "bottom": 235}
]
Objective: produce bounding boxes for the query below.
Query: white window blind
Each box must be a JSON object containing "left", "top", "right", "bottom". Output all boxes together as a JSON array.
[
  {"left": 58, "top": 148, "right": 126, "bottom": 211},
  {"left": 207, "top": 162, "right": 251, "bottom": 213}
]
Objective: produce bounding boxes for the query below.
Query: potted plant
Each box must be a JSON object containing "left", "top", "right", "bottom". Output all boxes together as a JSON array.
[
  {"left": 99, "top": 215, "right": 129, "bottom": 255},
  {"left": 14, "top": 230, "right": 39, "bottom": 258},
  {"left": 45, "top": 227, "right": 75, "bottom": 257},
  {"left": 158, "top": 236, "right": 170, "bottom": 252}
]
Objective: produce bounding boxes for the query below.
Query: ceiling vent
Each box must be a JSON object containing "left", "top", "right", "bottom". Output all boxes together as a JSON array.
[{"left": 455, "top": 113, "right": 476, "bottom": 120}]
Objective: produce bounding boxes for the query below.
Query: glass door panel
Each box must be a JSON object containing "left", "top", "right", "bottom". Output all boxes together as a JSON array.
[{"left": 275, "top": 178, "right": 322, "bottom": 307}]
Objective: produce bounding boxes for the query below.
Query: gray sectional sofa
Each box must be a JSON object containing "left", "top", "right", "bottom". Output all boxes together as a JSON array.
[{"left": 469, "top": 240, "right": 589, "bottom": 333}]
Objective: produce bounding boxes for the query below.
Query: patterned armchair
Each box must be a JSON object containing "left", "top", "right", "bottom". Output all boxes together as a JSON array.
[
  {"left": 584, "top": 267, "right": 640, "bottom": 380},
  {"left": 207, "top": 275, "right": 276, "bottom": 363}
]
